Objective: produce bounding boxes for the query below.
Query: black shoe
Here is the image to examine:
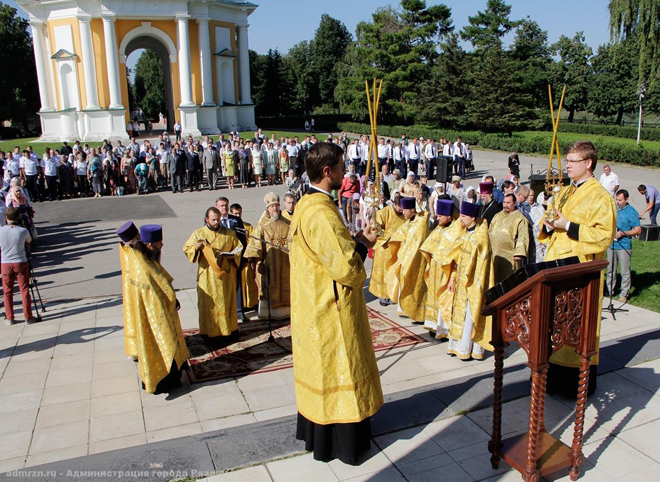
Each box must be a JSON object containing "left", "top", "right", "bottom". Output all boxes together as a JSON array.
[
  {"left": 379, "top": 299, "right": 390, "bottom": 307},
  {"left": 238, "top": 313, "right": 249, "bottom": 323}
]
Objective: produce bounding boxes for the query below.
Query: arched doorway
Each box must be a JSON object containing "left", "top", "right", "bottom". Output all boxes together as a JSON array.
[{"left": 125, "top": 37, "right": 175, "bottom": 133}]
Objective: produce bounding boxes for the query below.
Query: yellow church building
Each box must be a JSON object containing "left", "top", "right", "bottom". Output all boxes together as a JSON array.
[{"left": 17, "top": 0, "right": 258, "bottom": 141}]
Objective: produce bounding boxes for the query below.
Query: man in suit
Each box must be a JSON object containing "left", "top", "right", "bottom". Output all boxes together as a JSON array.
[
  {"left": 203, "top": 143, "right": 220, "bottom": 190},
  {"left": 185, "top": 144, "right": 200, "bottom": 192},
  {"left": 216, "top": 196, "right": 249, "bottom": 323},
  {"left": 170, "top": 142, "right": 186, "bottom": 193}
]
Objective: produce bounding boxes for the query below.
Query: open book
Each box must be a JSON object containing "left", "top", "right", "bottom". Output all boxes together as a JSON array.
[{"left": 218, "top": 244, "right": 242, "bottom": 257}]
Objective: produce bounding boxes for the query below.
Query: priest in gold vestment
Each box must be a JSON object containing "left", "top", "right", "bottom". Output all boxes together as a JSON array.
[
  {"left": 246, "top": 193, "right": 291, "bottom": 320},
  {"left": 183, "top": 207, "right": 243, "bottom": 343},
  {"left": 116, "top": 221, "right": 140, "bottom": 361},
  {"left": 387, "top": 197, "right": 430, "bottom": 321},
  {"left": 442, "top": 202, "right": 493, "bottom": 360},
  {"left": 488, "top": 194, "right": 530, "bottom": 284},
  {"left": 540, "top": 141, "right": 616, "bottom": 396},
  {"left": 420, "top": 198, "right": 461, "bottom": 337},
  {"left": 290, "top": 142, "right": 382, "bottom": 465},
  {"left": 127, "top": 224, "right": 189, "bottom": 394},
  {"left": 368, "top": 194, "right": 404, "bottom": 306},
  {"left": 230, "top": 204, "right": 259, "bottom": 310}
]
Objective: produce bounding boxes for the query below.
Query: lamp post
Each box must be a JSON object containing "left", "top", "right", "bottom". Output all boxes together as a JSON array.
[{"left": 637, "top": 82, "right": 646, "bottom": 146}]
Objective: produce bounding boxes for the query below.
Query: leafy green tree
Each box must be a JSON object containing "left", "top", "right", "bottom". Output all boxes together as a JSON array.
[
  {"left": 0, "top": 4, "right": 39, "bottom": 130},
  {"left": 335, "top": 0, "right": 453, "bottom": 123},
  {"left": 250, "top": 49, "right": 268, "bottom": 112},
  {"left": 286, "top": 41, "right": 317, "bottom": 113},
  {"left": 416, "top": 34, "right": 470, "bottom": 128},
  {"left": 510, "top": 18, "right": 552, "bottom": 109},
  {"left": 311, "top": 15, "right": 351, "bottom": 109},
  {"left": 588, "top": 37, "right": 639, "bottom": 124},
  {"left": 460, "top": 0, "right": 519, "bottom": 50},
  {"left": 550, "top": 32, "right": 593, "bottom": 122},
  {"left": 133, "top": 50, "right": 165, "bottom": 120}
]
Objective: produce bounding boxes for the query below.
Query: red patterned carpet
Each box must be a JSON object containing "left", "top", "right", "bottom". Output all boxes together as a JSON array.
[{"left": 184, "top": 307, "right": 427, "bottom": 383}]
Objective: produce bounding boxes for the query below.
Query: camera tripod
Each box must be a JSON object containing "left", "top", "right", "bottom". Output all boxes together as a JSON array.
[
  {"left": 28, "top": 260, "right": 46, "bottom": 322},
  {"left": 604, "top": 246, "right": 628, "bottom": 321}
]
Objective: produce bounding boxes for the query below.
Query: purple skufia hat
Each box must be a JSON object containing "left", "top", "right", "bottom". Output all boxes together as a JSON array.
[
  {"left": 139, "top": 224, "right": 163, "bottom": 243},
  {"left": 116, "top": 221, "right": 138, "bottom": 243},
  {"left": 460, "top": 201, "right": 479, "bottom": 218},
  {"left": 435, "top": 199, "right": 454, "bottom": 217},
  {"left": 401, "top": 197, "right": 416, "bottom": 210}
]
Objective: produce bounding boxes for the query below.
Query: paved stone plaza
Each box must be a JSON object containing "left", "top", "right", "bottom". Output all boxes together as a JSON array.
[{"left": 1, "top": 146, "right": 660, "bottom": 481}]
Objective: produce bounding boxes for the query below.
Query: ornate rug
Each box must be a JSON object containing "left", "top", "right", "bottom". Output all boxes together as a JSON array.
[{"left": 184, "top": 307, "right": 427, "bottom": 383}]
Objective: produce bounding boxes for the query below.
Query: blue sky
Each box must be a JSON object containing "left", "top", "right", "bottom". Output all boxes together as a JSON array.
[{"left": 6, "top": 0, "right": 612, "bottom": 56}]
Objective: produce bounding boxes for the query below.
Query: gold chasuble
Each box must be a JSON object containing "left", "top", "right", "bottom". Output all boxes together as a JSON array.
[
  {"left": 245, "top": 216, "right": 291, "bottom": 320},
  {"left": 488, "top": 210, "right": 530, "bottom": 284},
  {"left": 387, "top": 212, "right": 430, "bottom": 321},
  {"left": 368, "top": 205, "right": 405, "bottom": 299},
  {"left": 123, "top": 247, "right": 189, "bottom": 394},
  {"left": 290, "top": 192, "right": 383, "bottom": 424},
  {"left": 240, "top": 221, "right": 259, "bottom": 309},
  {"left": 539, "top": 177, "right": 616, "bottom": 367},
  {"left": 281, "top": 210, "right": 293, "bottom": 222},
  {"left": 183, "top": 226, "right": 242, "bottom": 337},
  {"left": 420, "top": 220, "right": 463, "bottom": 332},
  {"left": 119, "top": 244, "right": 138, "bottom": 359},
  {"left": 444, "top": 219, "right": 493, "bottom": 355}
]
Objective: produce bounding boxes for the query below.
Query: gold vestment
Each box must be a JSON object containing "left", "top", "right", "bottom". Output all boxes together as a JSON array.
[
  {"left": 420, "top": 220, "right": 464, "bottom": 327},
  {"left": 240, "top": 221, "right": 259, "bottom": 309},
  {"left": 183, "top": 226, "right": 242, "bottom": 337},
  {"left": 443, "top": 219, "right": 493, "bottom": 352},
  {"left": 387, "top": 212, "right": 430, "bottom": 321},
  {"left": 539, "top": 177, "right": 616, "bottom": 367},
  {"left": 488, "top": 210, "right": 530, "bottom": 284},
  {"left": 368, "top": 205, "right": 405, "bottom": 299},
  {"left": 290, "top": 192, "right": 383, "bottom": 424},
  {"left": 123, "top": 247, "right": 189, "bottom": 394},
  {"left": 119, "top": 244, "right": 138, "bottom": 359},
  {"left": 245, "top": 216, "right": 291, "bottom": 319}
]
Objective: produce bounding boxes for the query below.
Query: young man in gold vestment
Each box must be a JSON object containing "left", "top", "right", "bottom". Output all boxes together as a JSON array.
[
  {"left": 290, "top": 142, "right": 382, "bottom": 465},
  {"left": 368, "top": 193, "right": 404, "bottom": 306},
  {"left": 183, "top": 207, "right": 243, "bottom": 345},
  {"left": 420, "top": 198, "right": 462, "bottom": 337},
  {"left": 540, "top": 140, "right": 616, "bottom": 396},
  {"left": 246, "top": 193, "right": 291, "bottom": 320},
  {"left": 230, "top": 203, "right": 259, "bottom": 311},
  {"left": 386, "top": 196, "right": 430, "bottom": 321},
  {"left": 488, "top": 193, "right": 530, "bottom": 284},
  {"left": 442, "top": 202, "right": 493, "bottom": 360},
  {"left": 126, "top": 225, "right": 189, "bottom": 394},
  {"left": 116, "top": 221, "right": 140, "bottom": 361}
]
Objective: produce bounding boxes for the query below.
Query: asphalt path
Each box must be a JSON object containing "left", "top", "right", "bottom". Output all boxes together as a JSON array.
[{"left": 29, "top": 148, "right": 660, "bottom": 301}]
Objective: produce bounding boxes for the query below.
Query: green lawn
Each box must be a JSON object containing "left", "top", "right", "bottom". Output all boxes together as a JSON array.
[
  {"left": 518, "top": 131, "right": 660, "bottom": 152},
  {"left": 626, "top": 239, "right": 660, "bottom": 312}
]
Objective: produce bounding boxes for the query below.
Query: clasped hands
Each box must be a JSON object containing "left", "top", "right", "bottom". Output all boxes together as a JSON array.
[{"left": 543, "top": 210, "right": 569, "bottom": 231}]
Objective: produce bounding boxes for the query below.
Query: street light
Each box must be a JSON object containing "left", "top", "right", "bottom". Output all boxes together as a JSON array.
[{"left": 637, "top": 82, "right": 646, "bottom": 146}]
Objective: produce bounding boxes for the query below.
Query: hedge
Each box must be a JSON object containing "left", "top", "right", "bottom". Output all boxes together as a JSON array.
[
  {"left": 337, "top": 122, "right": 660, "bottom": 167},
  {"left": 257, "top": 114, "right": 353, "bottom": 132},
  {"left": 557, "top": 122, "right": 660, "bottom": 142}
]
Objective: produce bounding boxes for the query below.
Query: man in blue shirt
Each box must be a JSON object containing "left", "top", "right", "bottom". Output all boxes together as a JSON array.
[
  {"left": 638, "top": 184, "right": 660, "bottom": 225},
  {"left": 607, "top": 189, "right": 642, "bottom": 303}
]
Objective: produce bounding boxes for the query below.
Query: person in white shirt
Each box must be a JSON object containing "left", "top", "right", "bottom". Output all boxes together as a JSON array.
[
  {"left": 424, "top": 139, "right": 437, "bottom": 180},
  {"left": 406, "top": 138, "right": 421, "bottom": 178},
  {"left": 286, "top": 140, "right": 300, "bottom": 175},
  {"left": 174, "top": 120, "right": 182, "bottom": 141},
  {"left": 453, "top": 137, "right": 467, "bottom": 180},
  {"left": 348, "top": 139, "right": 362, "bottom": 174},
  {"left": 42, "top": 148, "right": 60, "bottom": 201},
  {"left": 74, "top": 152, "right": 88, "bottom": 197},
  {"left": 359, "top": 135, "right": 371, "bottom": 176},
  {"left": 599, "top": 164, "right": 619, "bottom": 197},
  {"left": 442, "top": 139, "right": 453, "bottom": 157},
  {"left": 20, "top": 150, "right": 40, "bottom": 202},
  {"left": 376, "top": 138, "right": 390, "bottom": 173},
  {"left": 393, "top": 141, "right": 406, "bottom": 175},
  {"left": 5, "top": 154, "right": 20, "bottom": 182}
]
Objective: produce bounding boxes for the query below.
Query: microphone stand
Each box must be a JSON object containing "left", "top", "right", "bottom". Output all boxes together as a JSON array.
[
  {"left": 235, "top": 227, "right": 291, "bottom": 353},
  {"left": 604, "top": 242, "right": 630, "bottom": 320}
]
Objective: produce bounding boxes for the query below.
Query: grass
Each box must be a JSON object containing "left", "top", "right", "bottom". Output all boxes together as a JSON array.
[
  {"left": 517, "top": 131, "right": 660, "bottom": 152},
  {"left": 626, "top": 239, "right": 660, "bottom": 312}
]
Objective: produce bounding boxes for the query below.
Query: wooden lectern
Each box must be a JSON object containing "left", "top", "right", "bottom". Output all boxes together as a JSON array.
[{"left": 482, "top": 260, "right": 607, "bottom": 481}]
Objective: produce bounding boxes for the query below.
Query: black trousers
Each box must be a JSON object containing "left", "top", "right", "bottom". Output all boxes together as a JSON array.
[
  {"left": 187, "top": 171, "right": 198, "bottom": 191},
  {"left": 26, "top": 175, "right": 39, "bottom": 202},
  {"left": 46, "top": 175, "right": 58, "bottom": 200}
]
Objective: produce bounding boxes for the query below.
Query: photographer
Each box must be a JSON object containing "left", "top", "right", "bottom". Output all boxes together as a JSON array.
[{"left": 0, "top": 207, "right": 36, "bottom": 325}]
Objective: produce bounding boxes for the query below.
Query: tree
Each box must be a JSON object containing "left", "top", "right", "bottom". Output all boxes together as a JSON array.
[
  {"left": 0, "top": 4, "right": 39, "bottom": 129},
  {"left": 310, "top": 15, "right": 352, "bottom": 109},
  {"left": 588, "top": 37, "right": 639, "bottom": 124},
  {"left": 460, "top": 0, "right": 519, "bottom": 50},
  {"left": 510, "top": 18, "right": 552, "bottom": 109},
  {"left": 336, "top": 0, "right": 453, "bottom": 123},
  {"left": 133, "top": 50, "right": 165, "bottom": 120},
  {"left": 286, "top": 41, "right": 316, "bottom": 113},
  {"left": 250, "top": 49, "right": 268, "bottom": 113},
  {"left": 550, "top": 33, "right": 593, "bottom": 122},
  {"left": 416, "top": 34, "right": 470, "bottom": 128}
]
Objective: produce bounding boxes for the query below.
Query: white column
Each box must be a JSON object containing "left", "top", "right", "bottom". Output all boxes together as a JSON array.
[
  {"left": 197, "top": 18, "right": 214, "bottom": 106},
  {"left": 237, "top": 25, "right": 252, "bottom": 105},
  {"left": 176, "top": 15, "right": 194, "bottom": 107},
  {"left": 30, "top": 21, "right": 54, "bottom": 111},
  {"left": 102, "top": 15, "right": 124, "bottom": 109},
  {"left": 77, "top": 16, "right": 100, "bottom": 110}
]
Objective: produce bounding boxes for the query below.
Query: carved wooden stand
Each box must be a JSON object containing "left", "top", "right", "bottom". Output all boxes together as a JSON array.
[{"left": 483, "top": 260, "right": 607, "bottom": 481}]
